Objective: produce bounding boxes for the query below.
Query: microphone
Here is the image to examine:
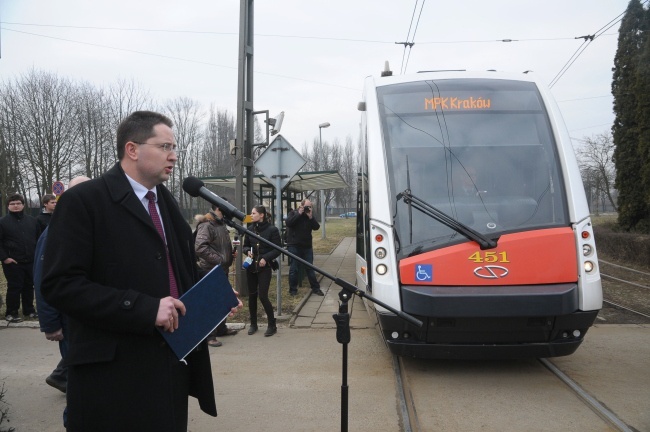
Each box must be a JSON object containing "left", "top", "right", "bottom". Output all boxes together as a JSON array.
[{"left": 182, "top": 176, "right": 246, "bottom": 221}]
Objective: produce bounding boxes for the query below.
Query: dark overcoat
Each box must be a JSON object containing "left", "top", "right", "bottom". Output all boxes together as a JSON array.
[{"left": 42, "top": 163, "right": 216, "bottom": 431}]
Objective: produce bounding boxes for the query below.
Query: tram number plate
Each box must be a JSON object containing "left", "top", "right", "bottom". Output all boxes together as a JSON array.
[{"left": 468, "top": 251, "right": 510, "bottom": 263}]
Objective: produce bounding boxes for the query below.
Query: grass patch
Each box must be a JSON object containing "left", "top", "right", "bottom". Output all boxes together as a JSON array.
[
  {"left": 591, "top": 213, "right": 618, "bottom": 228},
  {"left": 312, "top": 217, "right": 355, "bottom": 254}
]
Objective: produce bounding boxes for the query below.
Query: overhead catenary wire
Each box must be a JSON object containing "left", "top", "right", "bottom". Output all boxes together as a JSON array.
[
  {"left": 548, "top": 1, "right": 649, "bottom": 88},
  {"left": 2, "top": 28, "right": 359, "bottom": 91},
  {"left": 397, "top": 0, "right": 426, "bottom": 75},
  {"left": 1, "top": 21, "right": 616, "bottom": 46}
]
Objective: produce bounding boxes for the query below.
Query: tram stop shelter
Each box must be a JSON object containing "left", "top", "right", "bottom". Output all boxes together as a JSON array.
[{"left": 199, "top": 169, "right": 348, "bottom": 224}]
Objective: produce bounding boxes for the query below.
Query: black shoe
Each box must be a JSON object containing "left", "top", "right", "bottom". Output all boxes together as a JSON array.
[
  {"left": 4, "top": 314, "right": 23, "bottom": 323},
  {"left": 264, "top": 325, "right": 277, "bottom": 337},
  {"left": 46, "top": 374, "right": 67, "bottom": 393},
  {"left": 312, "top": 289, "right": 325, "bottom": 296},
  {"left": 247, "top": 324, "right": 258, "bottom": 335},
  {"left": 289, "top": 290, "right": 297, "bottom": 296},
  {"left": 216, "top": 328, "right": 239, "bottom": 337}
]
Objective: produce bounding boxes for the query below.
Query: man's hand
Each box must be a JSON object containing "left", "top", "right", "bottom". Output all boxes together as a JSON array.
[
  {"left": 229, "top": 290, "right": 243, "bottom": 317},
  {"left": 3, "top": 258, "right": 17, "bottom": 265},
  {"left": 45, "top": 329, "right": 64, "bottom": 341},
  {"left": 156, "top": 297, "right": 186, "bottom": 333}
]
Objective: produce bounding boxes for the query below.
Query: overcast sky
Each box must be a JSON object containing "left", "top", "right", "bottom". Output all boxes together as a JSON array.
[{"left": 0, "top": 0, "right": 630, "bottom": 149}]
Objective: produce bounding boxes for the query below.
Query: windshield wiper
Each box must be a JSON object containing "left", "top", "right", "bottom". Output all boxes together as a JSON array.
[{"left": 396, "top": 190, "right": 498, "bottom": 250}]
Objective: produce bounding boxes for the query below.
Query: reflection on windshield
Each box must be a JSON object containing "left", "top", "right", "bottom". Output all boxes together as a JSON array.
[{"left": 378, "top": 79, "right": 568, "bottom": 255}]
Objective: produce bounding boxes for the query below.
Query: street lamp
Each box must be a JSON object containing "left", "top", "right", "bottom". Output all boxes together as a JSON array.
[{"left": 319, "top": 122, "right": 330, "bottom": 239}]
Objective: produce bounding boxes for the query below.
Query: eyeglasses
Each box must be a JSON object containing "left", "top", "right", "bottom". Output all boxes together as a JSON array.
[{"left": 133, "top": 141, "right": 178, "bottom": 153}]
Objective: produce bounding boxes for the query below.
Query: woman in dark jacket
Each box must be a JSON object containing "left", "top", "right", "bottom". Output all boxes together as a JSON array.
[
  {"left": 194, "top": 206, "right": 237, "bottom": 347},
  {"left": 242, "top": 205, "right": 281, "bottom": 337}
]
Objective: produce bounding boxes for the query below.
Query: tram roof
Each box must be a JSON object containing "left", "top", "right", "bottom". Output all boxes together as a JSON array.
[{"left": 200, "top": 170, "right": 348, "bottom": 193}]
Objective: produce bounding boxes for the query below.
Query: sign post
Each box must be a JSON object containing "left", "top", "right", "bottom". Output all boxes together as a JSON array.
[
  {"left": 52, "top": 181, "right": 65, "bottom": 196},
  {"left": 255, "top": 135, "right": 306, "bottom": 316}
]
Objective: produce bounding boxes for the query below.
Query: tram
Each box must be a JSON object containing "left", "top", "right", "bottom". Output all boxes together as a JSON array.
[{"left": 355, "top": 68, "right": 602, "bottom": 358}]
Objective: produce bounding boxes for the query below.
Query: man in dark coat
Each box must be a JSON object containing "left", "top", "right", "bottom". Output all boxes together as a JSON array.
[
  {"left": 285, "top": 198, "right": 323, "bottom": 296},
  {"left": 36, "top": 193, "right": 57, "bottom": 233},
  {"left": 42, "top": 111, "right": 222, "bottom": 432},
  {"left": 0, "top": 193, "right": 40, "bottom": 322}
]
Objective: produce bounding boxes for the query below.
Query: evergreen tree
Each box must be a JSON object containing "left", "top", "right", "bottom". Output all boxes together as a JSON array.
[
  {"left": 636, "top": 27, "right": 650, "bottom": 232},
  {"left": 611, "top": 0, "right": 647, "bottom": 231}
]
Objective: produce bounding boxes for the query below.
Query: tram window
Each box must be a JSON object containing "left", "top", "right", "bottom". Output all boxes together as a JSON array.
[{"left": 379, "top": 78, "right": 569, "bottom": 253}]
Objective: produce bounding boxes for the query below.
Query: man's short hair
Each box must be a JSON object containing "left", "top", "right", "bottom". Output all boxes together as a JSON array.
[
  {"left": 42, "top": 194, "right": 56, "bottom": 206},
  {"left": 7, "top": 193, "right": 24, "bottom": 205},
  {"left": 116, "top": 111, "right": 173, "bottom": 160}
]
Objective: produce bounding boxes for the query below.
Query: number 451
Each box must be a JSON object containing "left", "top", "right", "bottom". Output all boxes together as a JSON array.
[{"left": 468, "top": 251, "right": 509, "bottom": 263}]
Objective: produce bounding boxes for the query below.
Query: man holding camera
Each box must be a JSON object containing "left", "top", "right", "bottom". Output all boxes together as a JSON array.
[{"left": 285, "top": 199, "right": 324, "bottom": 296}]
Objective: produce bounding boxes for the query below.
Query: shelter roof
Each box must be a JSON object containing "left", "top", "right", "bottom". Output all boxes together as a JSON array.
[{"left": 200, "top": 170, "right": 348, "bottom": 193}]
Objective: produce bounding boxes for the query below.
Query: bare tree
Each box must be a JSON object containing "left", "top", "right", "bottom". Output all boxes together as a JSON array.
[
  {"left": 105, "top": 78, "right": 153, "bottom": 161},
  {"left": 7, "top": 70, "right": 79, "bottom": 205},
  {"left": 75, "top": 83, "right": 114, "bottom": 178},
  {"left": 577, "top": 132, "right": 617, "bottom": 213},
  {"left": 302, "top": 136, "right": 352, "bottom": 215},
  {"left": 0, "top": 83, "right": 25, "bottom": 213},
  {"left": 336, "top": 135, "right": 356, "bottom": 212},
  {"left": 163, "top": 97, "right": 204, "bottom": 210},
  {"left": 202, "top": 105, "right": 236, "bottom": 178}
]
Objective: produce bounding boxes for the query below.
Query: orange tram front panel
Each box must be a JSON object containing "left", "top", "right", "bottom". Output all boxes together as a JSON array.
[{"left": 399, "top": 227, "right": 578, "bottom": 286}]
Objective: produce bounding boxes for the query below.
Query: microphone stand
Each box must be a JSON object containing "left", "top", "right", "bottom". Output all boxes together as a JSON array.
[{"left": 219, "top": 213, "right": 423, "bottom": 432}]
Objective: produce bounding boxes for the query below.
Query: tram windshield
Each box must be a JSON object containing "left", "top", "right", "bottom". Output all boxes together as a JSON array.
[{"left": 376, "top": 78, "right": 568, "bottom": 256}]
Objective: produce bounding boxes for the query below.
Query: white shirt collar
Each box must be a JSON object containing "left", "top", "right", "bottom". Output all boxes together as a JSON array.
[{"left": 124, "top": 173, "right": 156, "bottom": 208}]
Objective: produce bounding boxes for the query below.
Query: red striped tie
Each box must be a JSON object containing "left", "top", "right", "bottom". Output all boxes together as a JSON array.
[{"left": 145, "top": 191, "right": 179, "bottom": 298}]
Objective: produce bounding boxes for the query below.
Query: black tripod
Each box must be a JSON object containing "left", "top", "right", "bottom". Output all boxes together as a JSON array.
[{"left": 183, "top": 177, "right": 423, "bottom": 431}]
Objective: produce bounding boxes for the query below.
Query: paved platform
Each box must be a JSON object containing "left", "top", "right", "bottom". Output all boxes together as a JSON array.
[
  {"left": 0, "top": 237, "right": 397, "bottom": 432},
  {"left": 2, "top": 238, "right": 649, "bottom": 431},
  {"left": 294, "top": 237, "right": 373, "bottom": 330}
]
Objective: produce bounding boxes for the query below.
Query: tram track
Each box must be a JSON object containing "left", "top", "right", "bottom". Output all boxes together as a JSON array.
[
  {"left": 599, "top": 258, "right": 650, "bottom": 322},
  {"left": 539, "top": 358, "right": 633, "bottom": 432},
  {"left": 393, "top": 354, "right": 630, "bottom": 432},
  {"left": 393, "top": 355, "right": 634, "bottom": 432}
]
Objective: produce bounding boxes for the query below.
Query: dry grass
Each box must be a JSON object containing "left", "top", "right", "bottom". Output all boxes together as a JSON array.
[{"left": 591, "top": 213, "right": 618, "bottom": 227}]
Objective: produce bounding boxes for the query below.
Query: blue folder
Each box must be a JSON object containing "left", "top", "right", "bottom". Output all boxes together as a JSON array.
[{"left": 158, "top": 265, "right": 239, "bottom": 360}]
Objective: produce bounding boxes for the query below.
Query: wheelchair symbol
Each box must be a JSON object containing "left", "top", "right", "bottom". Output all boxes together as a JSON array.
[{"left": 415, "top": 264, "right": 432, "bottom": 281}]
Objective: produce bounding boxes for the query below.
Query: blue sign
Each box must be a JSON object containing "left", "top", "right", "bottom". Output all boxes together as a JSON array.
[{"left": 415, "top": 264, "right": 432, "bottom": 282}]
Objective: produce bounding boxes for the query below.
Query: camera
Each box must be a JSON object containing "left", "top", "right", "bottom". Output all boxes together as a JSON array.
[{"left": 304, "top": 206, "right": 311, "bottom": 213}]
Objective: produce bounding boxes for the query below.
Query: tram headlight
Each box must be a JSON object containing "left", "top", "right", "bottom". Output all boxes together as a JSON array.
[
  {"left": 582, "top": 244, "right": 592, "bottom": 256},
  {"left": 376, "top": 264, "right": 388, "bottom": 275},
  {"left": 375, "top": 247, "right": 387, "bottom": 259},
  {"left": 584, "top": 260, "right": 594, "bottom": 273}
]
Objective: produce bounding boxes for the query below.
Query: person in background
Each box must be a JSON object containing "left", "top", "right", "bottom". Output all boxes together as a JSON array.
[
  {"left": 33, "top": 176, "right": 90, "bottom": 427},
  {"left": 0, "top": 193, "right": 40, "bottom": 323},
  {"left": 36, "top": 193, "right": 57, "bottom": 233},
  {"left": 285, "top": 198, "right": 324, "bottom": 296},
  {"left": 243, "top": 205, "right": 281, "bottom": 337},
  {"left": 34, "top": 177, "right": 90, "bottom": 396},
  {"left": 194, "top": 203, "right": 238, "bottom": 348},
  {"left": 42, "top": 110, "right": 238, "bottom": 431}
]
